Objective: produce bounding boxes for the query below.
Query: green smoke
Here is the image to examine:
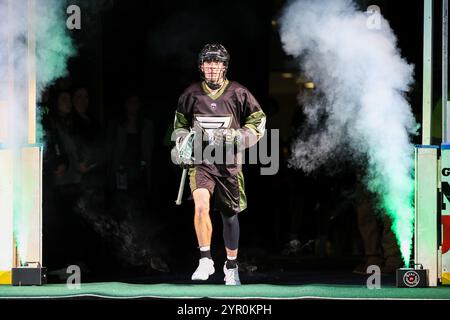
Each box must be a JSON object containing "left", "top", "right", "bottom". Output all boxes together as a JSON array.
[
  {"left": 35, "top": 0, "right": 77, "bottom": 93},
  {"left": 364, "top": 156, "right": 415, "bottom": 267},
  {"left": 35, "top": 105, "right": 48, "bottom": 147},
  {"left": 13, "top": 151, "right": 35, "bottom": 266},
  {"left": 12, "top": 152, "right": 23, "bottom": 265}
]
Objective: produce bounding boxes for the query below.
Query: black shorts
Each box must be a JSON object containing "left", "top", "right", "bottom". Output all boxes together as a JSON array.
[{"left": 188, "top": 166, "right": 247, "bottom": 216}]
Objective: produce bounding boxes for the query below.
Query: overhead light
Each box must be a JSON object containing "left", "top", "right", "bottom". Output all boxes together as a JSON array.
[{"left": 281, "top": 73, "right": 294, "bottom": 79}]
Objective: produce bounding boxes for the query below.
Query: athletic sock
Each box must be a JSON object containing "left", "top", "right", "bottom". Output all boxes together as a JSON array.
[
  {"left": 226, "top": 255, "right": 238, "bottom": 269},
  {"left": 199, "top": 246, "right": 212, "bottom": 259}
]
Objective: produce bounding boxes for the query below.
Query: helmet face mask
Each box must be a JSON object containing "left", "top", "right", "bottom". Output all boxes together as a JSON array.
[{"left": 198, "top": 44, "right": 230, "bottom": 90}]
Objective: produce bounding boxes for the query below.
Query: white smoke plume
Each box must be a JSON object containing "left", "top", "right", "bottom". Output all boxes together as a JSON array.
[
  {"left": 0, "top": 0, "right": 76, "bottom": 147},
  {"left": 279, "top": 0, "right": 418, "bottom": 265}
]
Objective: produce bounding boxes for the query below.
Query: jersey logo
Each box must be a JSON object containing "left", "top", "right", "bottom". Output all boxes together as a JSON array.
[
  {"left": 194, "top": 114, "right": 232, "bottom": 129},
  {"left": 193, "top": 114, "right": 233, "bottom": 143}
]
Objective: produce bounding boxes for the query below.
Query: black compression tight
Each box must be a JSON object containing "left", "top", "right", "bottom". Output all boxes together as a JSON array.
[{"left": 221, "top": 212, "right": 240, "bottom": 251}]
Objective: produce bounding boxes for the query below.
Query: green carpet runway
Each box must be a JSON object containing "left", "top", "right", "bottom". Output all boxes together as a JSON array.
[{"left": 0, "top": 282, "right": 449, "bottom": 300}]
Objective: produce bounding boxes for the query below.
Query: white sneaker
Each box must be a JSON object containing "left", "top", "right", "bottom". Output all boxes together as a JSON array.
[
  {"left": 191, "top": 258, "right": 215, "bottom": 280},
  {"left": 223, "top": 262, "right": 241, "bottom": 285}
]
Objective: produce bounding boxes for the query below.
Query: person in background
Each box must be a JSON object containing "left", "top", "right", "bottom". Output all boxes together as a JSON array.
[{"left": 107, "top": 93, "right": 155, "bottom": 209}]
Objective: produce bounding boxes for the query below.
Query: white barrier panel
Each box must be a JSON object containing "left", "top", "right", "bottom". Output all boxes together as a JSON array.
[
  {"left": 20, "top": 147, "right": 42, "bottom": 265},
  {"left": 440, "top": 145, "right": 450, "bottom": 284},
  {"left": 415, "top": 146, "right": 439, "bottom": 286}
]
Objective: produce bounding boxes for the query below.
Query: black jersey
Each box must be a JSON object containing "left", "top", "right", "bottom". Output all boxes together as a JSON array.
[{"left": 174, "top": 80, "right": 266, "bottom": 177}]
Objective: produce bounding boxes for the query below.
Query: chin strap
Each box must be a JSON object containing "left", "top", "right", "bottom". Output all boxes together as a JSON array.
[
  {"left": 206, "top": 78, "right": 228, "bottom": 91},
  {"left": 205, "top": 82, "right": 221, "bottom": 90}
]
